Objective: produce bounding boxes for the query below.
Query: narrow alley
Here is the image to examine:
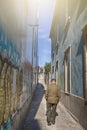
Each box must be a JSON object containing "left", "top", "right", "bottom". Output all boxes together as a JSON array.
[
  {"left": 20, "top": 84, "right": 84, "bottom": 130},
  {"left": 0, "top": 0, "right": 87, "bottom": 130}
]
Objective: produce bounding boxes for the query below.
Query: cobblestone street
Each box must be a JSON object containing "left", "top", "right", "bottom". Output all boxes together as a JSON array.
[{"left": 21, "top": 84, "right": 85, "bottom": 130}]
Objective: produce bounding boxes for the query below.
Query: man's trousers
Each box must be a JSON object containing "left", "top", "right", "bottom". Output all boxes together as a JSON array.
[{"left": 46, "top": 103, "right": 57, "bottom": 124}]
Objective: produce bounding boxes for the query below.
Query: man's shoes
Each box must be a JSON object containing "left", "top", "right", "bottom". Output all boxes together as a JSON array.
[
  {"left": 56, "top": 112, "right": 58, "bottom": 116},
  {"left": 51, "top": 120, "right": 55, "bottom": 125},
  {"left": 47, "top": 122, "right": 51, "bottom": 126}
]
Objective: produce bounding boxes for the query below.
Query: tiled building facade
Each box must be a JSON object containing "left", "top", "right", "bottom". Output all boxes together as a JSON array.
[{"left": 50, "top": 0, "right": 87, "bottom": 129}]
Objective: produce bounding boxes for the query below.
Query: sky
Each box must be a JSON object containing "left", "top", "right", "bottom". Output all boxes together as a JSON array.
[{"left": 38, "top": 0, "right": 56, "bottom": 66}]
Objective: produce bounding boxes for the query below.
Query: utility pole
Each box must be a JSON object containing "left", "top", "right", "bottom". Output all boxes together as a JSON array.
[{"left": 28, "top": 24, "right": 39, "bottom": 92}]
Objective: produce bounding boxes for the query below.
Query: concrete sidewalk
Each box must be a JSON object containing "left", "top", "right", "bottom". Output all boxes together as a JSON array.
[{"left": 21, "top": 84, "right": 85, "bottom": 130}]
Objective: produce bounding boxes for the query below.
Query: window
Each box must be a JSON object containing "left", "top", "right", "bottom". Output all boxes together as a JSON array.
[
  {"left": 52, "top": 66, "right": 54, "bottom": 74},
  {"left": 82, "top": 24, "right": 87, "bottom": 99},
  {"left": 63, "top": 16, "right": 71, "bottom": 44},
  {"left": 52, "top": 52, "right": 54, "bottom": 62},
  {"left": 56, "top": 44, "right": 58, "bottom": 55},
  {"left": 56, "top": 61, "right": 58, "bottom": 85},
  {"left": 64, "top": 47, "right": 71, "bottom": 93}
]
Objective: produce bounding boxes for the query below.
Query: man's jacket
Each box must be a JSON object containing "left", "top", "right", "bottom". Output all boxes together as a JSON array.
[{"left": 45, "top": 84, "right": 61, "bottom": 104}]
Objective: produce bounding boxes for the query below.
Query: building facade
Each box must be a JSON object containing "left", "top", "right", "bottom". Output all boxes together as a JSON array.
[
  {"left": 50, "top": 0, "right": 87, "bottom": 129},
  {"left": 0, "top": 0, "right": 38, "bottom": 130},
  {"left": 38, "top": 67, "right": 44, "bottom": 84}
]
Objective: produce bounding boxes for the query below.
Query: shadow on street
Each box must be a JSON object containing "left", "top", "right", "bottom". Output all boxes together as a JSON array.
[{"left": 21, "top": 83, "right": 45, "bottom": 130}]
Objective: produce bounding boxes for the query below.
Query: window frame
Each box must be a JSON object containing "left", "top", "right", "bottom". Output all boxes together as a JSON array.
[
  {"left": 64, "top": 46, "right": 71, "bottom": 94},
  {"left": 82, "top": 24, "right": 87, "bottom": 100},
  {"left": 56, "top": 61, "right": 58, "bottom": 85}
]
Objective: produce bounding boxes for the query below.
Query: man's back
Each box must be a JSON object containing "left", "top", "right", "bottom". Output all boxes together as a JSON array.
[{"left": 45, "top": 84, "right": 60, "bottom": 104}]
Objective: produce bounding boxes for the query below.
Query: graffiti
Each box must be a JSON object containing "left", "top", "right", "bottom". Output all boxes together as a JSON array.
[
  {"left": 0, "top": 27, "right": 23, "bottom": 129},
  {"left": 0, "top": 61, "right": 8, "bottom": 125},
  {"left": 0, "top": 27, "right": 21, "bottom": 67}
]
